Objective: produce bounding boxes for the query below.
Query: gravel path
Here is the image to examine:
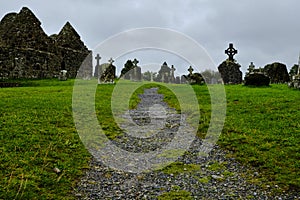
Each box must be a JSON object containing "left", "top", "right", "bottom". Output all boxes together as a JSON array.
[{"left": 75, "top": 88, "right": 299, "bottom": 199}]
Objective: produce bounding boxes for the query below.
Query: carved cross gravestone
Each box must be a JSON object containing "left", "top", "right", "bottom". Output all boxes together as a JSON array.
[
  {"left": 108, "top": 57, "right": 114, "bottom": 65},
  {"left": 170, "top": 65, "right": 176, "bottom": 83},
  {"left": 131, "top": 58, "right": 142, "bottom": 81},
  {"left": 218, "top": 43, "right": 242, "bottom": 84},
  {"left": 94, "top": 54, "right": 101, "bottom": 77},
  {"left": 247, "top": 62, "right": 255, "bottom": 74},
  {"left": 132, "top": 58, "right": 139, "bottom": 66},
  {"left": 98, "top": 57, "right": 116, "bottom": 84},
  {"left": 245, "top": 62, "right": 270, "bottom": 86},
  {"left": 95, "top": 54, "right": 101, "bottom": 66},
  {"left": 188, "top": 66, "right": 194, "bottom": 75},
  {"left": 225, "top": 43, "right": 238, "bottom": 62},
  {"left": 132, "top": 58, "right": 138, "bottom": 81}
]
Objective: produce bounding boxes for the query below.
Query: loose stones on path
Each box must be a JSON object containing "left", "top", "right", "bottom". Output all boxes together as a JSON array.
[{"left": 75, "top": 88, "right": 299, "bottom": 199}]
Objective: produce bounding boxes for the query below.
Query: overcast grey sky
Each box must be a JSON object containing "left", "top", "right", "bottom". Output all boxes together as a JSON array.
[{"left": 1, "top": 0, "right": 300, "bottom": 76}]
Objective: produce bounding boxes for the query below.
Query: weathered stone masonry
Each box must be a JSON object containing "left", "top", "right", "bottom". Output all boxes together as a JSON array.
[{"left": 0, "top": 7, "right": 92, "bottom": 79}]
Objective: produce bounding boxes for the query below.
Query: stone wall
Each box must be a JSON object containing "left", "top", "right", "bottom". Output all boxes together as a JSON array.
[{"left": 0, "top": 7, "right": 92, "bottom": 79}]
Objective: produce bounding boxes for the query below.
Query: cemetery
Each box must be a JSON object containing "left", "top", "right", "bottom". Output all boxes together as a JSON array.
[{"left": 0, "top": 7, "right": 299, "bottom": 200}]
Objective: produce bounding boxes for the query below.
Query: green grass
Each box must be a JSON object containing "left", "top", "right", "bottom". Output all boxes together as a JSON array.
[
  {"left": 0, "top": 79, "right": 90, "bottom": 199},
  {"left": 0, "top": 80, "right": 299, "bottom": 198},
  {"left": 207, "top": 161, "right": 227, "bottom": 171},
  {"left": 158, "top": 185, "right": 194, "bottom": 200},
  {"left": 158, "top": 190, "right": 193, "bottom": 200},
  {"left": 159, "top": 161, "right": 201, "bottom": 175},
  {"left": 219, "top": 84, "right": 300, "bottom": 190}
]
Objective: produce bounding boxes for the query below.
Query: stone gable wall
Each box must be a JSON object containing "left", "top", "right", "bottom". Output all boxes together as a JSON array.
[{"left": 0, "top": 7, "right": 92, "bottom": 79}]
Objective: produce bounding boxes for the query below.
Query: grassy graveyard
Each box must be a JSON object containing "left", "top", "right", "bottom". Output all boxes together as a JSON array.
[{"left": 0, "top": 79, "right": 299, "bottom": 199}]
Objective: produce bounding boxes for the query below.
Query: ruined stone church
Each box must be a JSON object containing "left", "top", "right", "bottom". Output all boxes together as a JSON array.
[{"left": 0, "top": 7, "right": 92, "bottom": 79}]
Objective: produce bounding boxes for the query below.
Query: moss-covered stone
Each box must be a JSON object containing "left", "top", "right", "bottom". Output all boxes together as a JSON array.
[
  {"left": 0, "top": 7, "right": 92, "bottom": 79},
  {"left": 218, "top": 60, "right": 243, "bottom": 84}
]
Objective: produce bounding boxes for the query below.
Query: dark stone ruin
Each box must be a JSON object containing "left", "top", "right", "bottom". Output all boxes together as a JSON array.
[
  {"left": 0, "top": 7, "right": 92, "bottom": 80},
  {"left": 218, "top": 43, "right": 242, "bottom": 84},
  {"left": 156, "top": 62, "right": 176, "bottom": 83}
]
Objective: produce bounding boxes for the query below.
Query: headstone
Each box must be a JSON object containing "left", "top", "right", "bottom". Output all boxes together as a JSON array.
[
  {"left": 170, "top": 65, "right": 176, "bottom": 83},
  {"left": 120, "top": 60, "right": 134, "bottom": 80},
  {"left": 200, "top": 69, "right": 222, "bottom": 84},
  {"left": 132, "top": 58, "right": 138, "bottom": 66},
  {"left": 108, "top": 58, "right": 114, "bottom": 65},
  {"left": 175, "top": 76, "right": 180, "bottom": 84},
  {"left": 132, "top": 58, "right": 142, "bottom": 81},
  {"left": 181, "top": 75, "right": 187, "bottom": 84},
  {"left": 244, "top": 62, "right": 270, "bottom": 86},
  {"left": 245, "top": 73, "right": 270, "bottom": 86},
  {"left": 188, "top": 66, "right": 194, "bottom": 75},
  {"left": 288, "top": 53, "right": 300, "bottom": 89},
  {"left": 58, "top": 70, "right": 67, "bottom": 81},
  {"left": 218, "top": 44, "right": 242, "bottom": 84},
  {"left": 94, "top": 54, "right": 101, "bottom": 77},
  {"left": 98, "top": 58, "right": 116, "bottom": 84},
  {"left": 247, "top": 62, "right": 255, "bottom": 74},
  {"left": 218, "top": 60, "right": 243, "bottom": 84},
  {"left": 184, "top": 66, "right": 204, "bottom": 85}
]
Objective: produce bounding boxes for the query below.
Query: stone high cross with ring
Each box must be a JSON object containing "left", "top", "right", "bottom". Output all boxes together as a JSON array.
[{"left": 225, "top": 43, "right": 238, "bottom": 61}]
